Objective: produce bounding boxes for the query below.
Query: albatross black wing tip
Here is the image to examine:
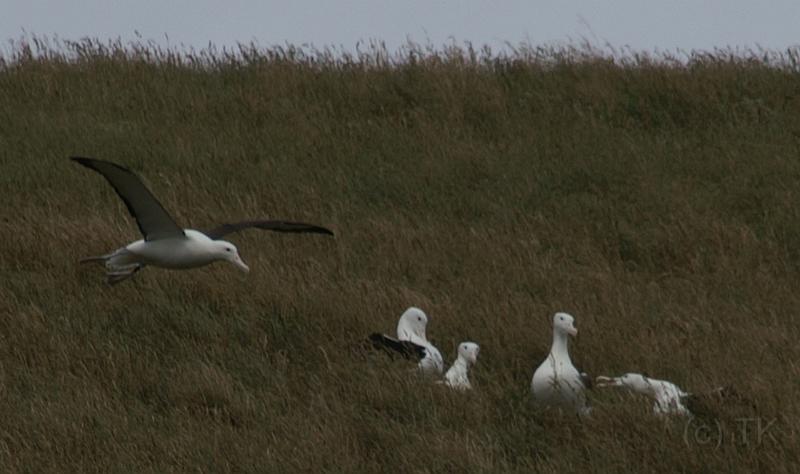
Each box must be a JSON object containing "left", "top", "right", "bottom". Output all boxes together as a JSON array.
[
  {"left": 70, "top": 156, "right": 131, "bottom": 173},
  {"left": 368, "top": 333, "right": 389, "bottom": 347},
  {"left": 368, "top": 333, "right": 427, "bottom": 360},
  {"left": 70, "top": 156, "right": 94, "bottom": 167},
  {"left": 205, "top": 220, "right": 336, "bottom": 240},
  {"left": 71, "top": 155, "right": 105, "bottom": 164},
  {"left": 256, "top": 221, "right": 335, "bottom": 236},
  {"left": 309, "top": 225, "right": 335, "bottom": 236}
]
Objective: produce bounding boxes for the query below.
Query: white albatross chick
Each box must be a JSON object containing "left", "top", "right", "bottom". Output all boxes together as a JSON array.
[
  {"left": 442, "top": 342, "right": 480, "bottom": 390},
  {"left": 595, "top": 373, "right": 690, "bottom": 416},
  {"left": 71, "top": 157, "right": 333, "bottom": 284},
  {"left": 531, "top": 312, "right": 591, "bottom": 415},
  {"left": 369, "top": 307, "right": 444, "bottom": 376}
]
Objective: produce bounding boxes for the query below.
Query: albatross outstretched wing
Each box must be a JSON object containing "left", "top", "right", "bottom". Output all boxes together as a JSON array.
[
  {"left": 71, "top": 157, "right": 184, "bottom": 241},
  {"left": 205, "top": 220, "right": 334, "bottom": 240},
  {"left": 368, "top": 333, "right": 427, "bottom": 360}
]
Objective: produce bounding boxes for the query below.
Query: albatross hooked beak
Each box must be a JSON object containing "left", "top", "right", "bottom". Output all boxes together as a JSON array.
[
  {"left": 232, "top": 254, "right": 250, "bottom": 273},
  {"left": 595, "top": 376, "right": 622, "bottom": 388}
]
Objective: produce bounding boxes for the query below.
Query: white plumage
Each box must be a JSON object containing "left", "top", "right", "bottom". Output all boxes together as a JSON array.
[
  {"left": 369, "top": 307, "right": 445, "bottom": 376},
  {"left": 396, "top": 307, "right": 444, "bottom": 375},
  {"left": 596, "top": 373, "right": 690, "bottom": 416},
  {"left": 443, "top": 342, "right": 480, "bottom": 390},
  {"left": 531, "top": 312, "right": 590, "bottom": 415}
]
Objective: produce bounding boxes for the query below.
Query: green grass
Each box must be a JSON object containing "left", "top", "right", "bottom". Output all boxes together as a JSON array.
[{"left": 0, "top": 37, "right": 798, "bottom": 472}]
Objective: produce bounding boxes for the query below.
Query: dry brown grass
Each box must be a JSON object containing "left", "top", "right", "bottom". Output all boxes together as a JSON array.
[{"left": 0, "top": 38, "right": 798, "bottom": 472}]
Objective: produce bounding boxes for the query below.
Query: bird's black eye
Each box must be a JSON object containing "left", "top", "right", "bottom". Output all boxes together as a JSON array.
[
  {"left": 418, "top": 316, "right": 422, "bottom": 321},
  {"left": 226, "top": 248, "right": 232, "bottom": 252}
]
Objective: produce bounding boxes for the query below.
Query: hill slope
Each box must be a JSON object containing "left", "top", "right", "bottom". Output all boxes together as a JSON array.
[{"left": 0, "top": 40, "right": 798, "bottom": 472}]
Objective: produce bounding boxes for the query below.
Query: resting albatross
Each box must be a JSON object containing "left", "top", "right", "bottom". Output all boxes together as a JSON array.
[
  {"left": 442, "top": 342, "right": 480, "bottom": 390},
  {"left": 369, "top": 307, "right": 445, "bottom": 376},
  {"left": 72, "top": 157, "right": 333, "bottom": 284},
  {"left": 531, "top": 312, "right": 591, "bottom": 415},
  {"left": 595, "top": 373, "right": 690, "bottom": 416}
]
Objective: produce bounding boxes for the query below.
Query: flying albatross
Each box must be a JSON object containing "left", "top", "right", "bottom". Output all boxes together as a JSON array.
[
  {"left": 369, "top": 307, "right": 445, "bottom": 376},
  {"left": 72, "top": 157, "right": 334, "bottom": 284},
  {"left": 531, "top": 312, "right": 592, "bottom": 415}
]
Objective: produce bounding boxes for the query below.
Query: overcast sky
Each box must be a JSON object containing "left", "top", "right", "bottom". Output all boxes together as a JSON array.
[{"left": 2, "top": 1, "right": 799, "bottom": 54}]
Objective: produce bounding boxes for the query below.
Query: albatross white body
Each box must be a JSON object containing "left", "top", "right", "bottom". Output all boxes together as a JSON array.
[
  {"left": 443, "top": 342, "right": 479, "bottom": 390},
  {"left": 596, "top": 373, "right": 690, "bottom": 416},
  {"left": 102, "top": 230, "right": 248, "bottom": 271},
  {"left": 531, "top": 312, "right": 590, "bottom": 415}
]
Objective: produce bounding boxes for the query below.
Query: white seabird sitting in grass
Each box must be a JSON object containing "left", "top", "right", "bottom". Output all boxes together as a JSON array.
[
  {"left": 72, "top": 157, "right": 334, "bottom": 284},
  {"left": 369, "top": 307, "right": 444, "bottom": 376},
  {"left": 595, "top": 373, "right": 690, "bottom": 416},
  {"left": 442, "top": 342, "right": 480, "bottom": 390},
  {"left": 531, "top": 312, "right": 591, "bottom": 415}
]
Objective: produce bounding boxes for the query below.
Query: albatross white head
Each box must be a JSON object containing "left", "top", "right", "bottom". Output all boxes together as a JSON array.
[
  {"left": 442, "top": 341, "right": 480, "bottom": 390},
  {"left": 397, "top": 307, "right": 428, "bottom": 342},
  {"left": 213, "top": 240, "right": 250, "bottom": 273},
  {"left": 458, "top": 342, "right": 480, "bottom": 366},
  {"left": 554, "top": 312, "right": 578, "bottom": 337}
]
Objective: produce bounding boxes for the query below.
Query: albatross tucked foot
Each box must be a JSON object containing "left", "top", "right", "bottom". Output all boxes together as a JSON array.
[{"left": 106, "top": 265, "right": 142, "bottom": 285}]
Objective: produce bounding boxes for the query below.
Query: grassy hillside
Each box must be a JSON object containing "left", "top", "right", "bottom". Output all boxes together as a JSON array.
[{"left": 1, "top": 38, "right": 798, "bottom": 472}]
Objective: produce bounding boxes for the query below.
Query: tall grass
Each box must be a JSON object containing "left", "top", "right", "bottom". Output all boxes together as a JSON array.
[{"left": 0, "top": 37, "right": 798, "bottom": 472}]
